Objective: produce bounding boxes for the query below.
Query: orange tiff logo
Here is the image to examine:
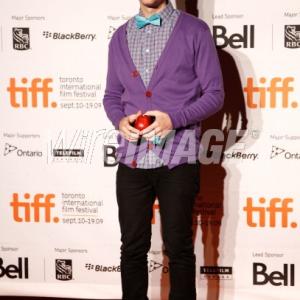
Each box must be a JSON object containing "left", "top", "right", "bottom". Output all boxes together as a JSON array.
[
  {"left": 10, "top": 193, "right": 59, "bottom": 223},
  {"left": 243, "top": 197, "right": 297, "bottom": 228},
  {"left": 244, "top": 77, "right": 297, "bottom": 108},
  {"left": 7, "top": 78, "right": 55, "bottom": 108}
]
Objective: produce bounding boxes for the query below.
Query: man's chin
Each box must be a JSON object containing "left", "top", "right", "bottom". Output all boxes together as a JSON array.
[{"left": 141, "top": 0, "right": 166, "bottom": 9}]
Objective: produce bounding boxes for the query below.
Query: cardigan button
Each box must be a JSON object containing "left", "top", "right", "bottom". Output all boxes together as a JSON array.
[
  {"left": 131, "top": 159, "right": 137, "bottom": 168},
  {"left": 147, "top": 142, "right": 153, "bottom": 150},
  {"left": 131, "top": 70, "right": 139, "bottom": 77},
  {"left": 145, "top": 90, "right": 152, "bottom": 97}
]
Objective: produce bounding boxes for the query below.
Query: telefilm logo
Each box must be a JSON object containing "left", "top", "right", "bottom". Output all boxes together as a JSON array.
[
  {"left": 200, "top": 266, "right": 233, "bottom": 280},
  {"left": 253, "top": 263, "right": 295, "bottom": 286},
  {"left": 285, "top": 25, "right": 300, "bottom": 49},
  {"left": 43, "top": 31, "right": 96, "bottom": 41},
  {"left": 244, "top": 77, "right": 297, "bottom": 109},
  {"left": 0, "top": 257, "right": 29, "bottom": 279},
  {"left": 10, "top": 193, "right": 59, "bottom": 223},
  {"left": 4, "top": 143, "right": 42, "bottom": 157},
  {"left": 56, "top": 259, "right": 72, "bottom": 281},
  {"left": 12, "top": 27, "right": 30, "bottom": 50},
  {"left": 271, "top": 145, "right": 300, "bottom": 159},
  {"left": 7, "top": 77, "right": 55, "bottom": 108},
  {"left": 213, "top": 25, "right": 254, "bottom": 49},
  {"left": 53, "top": 149, "right": 84, "bottom": 158},
  {"left": 243, "top": 197, "right": 297, "bottom": 228}
]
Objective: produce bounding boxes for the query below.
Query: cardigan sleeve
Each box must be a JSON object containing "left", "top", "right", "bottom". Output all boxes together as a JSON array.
[
  {"left": 168, "top": 26, "right": 224, "bottom": 129},
  {"left": 102, "top": 37, "right": 126, "bottom": 130}
]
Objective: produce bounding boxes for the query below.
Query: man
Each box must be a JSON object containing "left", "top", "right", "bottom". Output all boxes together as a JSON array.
[{"left": 103, "top": 0, "right": 224, "bottom": 299}]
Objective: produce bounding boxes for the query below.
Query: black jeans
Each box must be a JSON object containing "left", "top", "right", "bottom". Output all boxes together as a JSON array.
[{"left": 116, "top": 160, "right": 200, "bottom": 300}]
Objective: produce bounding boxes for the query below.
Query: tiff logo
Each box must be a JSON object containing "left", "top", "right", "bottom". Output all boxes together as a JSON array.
[
  {"left": 243, "top": 197, "right": 297, "bottom": 228},
  {"left": 7, "top": 78, "right": 55, "bottom": 108},
  {"left": 244, "top": 77, "right": 297, "bottom": 109},
  {"left": 10, "top": 193, "right": 59, "bottom": 223}
]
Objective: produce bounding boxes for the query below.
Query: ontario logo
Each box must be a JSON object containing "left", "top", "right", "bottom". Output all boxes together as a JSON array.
[
  {"left": 4, "top": 143, "right": 42, "bottom": 157},
  {"left": 270, "top": 145, "right": 300, "bottom": 159},
  {"left": 285, "top": 25, "right": 300, "bottom": 49},
  {"left": 149, "top": 260, "right": 169, "bottom": 273},
  {"left": 12, "top": 27, "right": 30, "bottom": 50}
]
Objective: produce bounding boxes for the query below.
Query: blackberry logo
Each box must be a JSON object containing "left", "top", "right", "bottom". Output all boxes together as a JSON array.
[
  {"left": 13, "top": 28, "right": 30, "bottom": 50},
  {"left": 55, "top": 259, "right": 72, "bottom": 281},
  {"left": 42, "top": 31, "right": 96, "bottom": 41},
  {"left": 148, "top": 260, "right": 169, "bottom": 273},
  {"left": 285, "top": 25, "right": 300, "bottom": 49},
  {"left": 270, "top": 145, "right": 286, "bottom": 159},
  {"left": 4, "top": 143, "right": 17, "bottom": 156},
  {"left": 43, "top": 31, "right": 52, "bottom": 38},
  {"left": 85, "top": 263, "right": 120, "bottom": 272}
]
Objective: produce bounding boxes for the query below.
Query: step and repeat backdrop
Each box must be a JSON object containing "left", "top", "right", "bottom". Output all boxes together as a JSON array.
[{"left": 0, "top": 0, "right": 299, "bottom": 299}]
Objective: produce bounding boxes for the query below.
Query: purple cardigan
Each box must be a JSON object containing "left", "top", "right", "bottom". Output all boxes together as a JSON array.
[{"left": 103, "top": 10, "right": 224, "bottom": 169}]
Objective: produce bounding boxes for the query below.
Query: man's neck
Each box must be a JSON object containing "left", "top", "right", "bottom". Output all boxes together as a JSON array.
[{"left": 140, "top": 1, "right": 168, "bottom": 18}]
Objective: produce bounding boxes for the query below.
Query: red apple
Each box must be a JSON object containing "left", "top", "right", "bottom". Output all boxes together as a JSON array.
[{"left": 134, "top": 114, "right": 154, "bottom": 131}]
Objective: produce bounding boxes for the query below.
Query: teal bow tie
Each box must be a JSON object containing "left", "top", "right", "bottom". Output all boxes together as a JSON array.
[{"left": 135, "top": 13, "right": 161, "bottom": 29}]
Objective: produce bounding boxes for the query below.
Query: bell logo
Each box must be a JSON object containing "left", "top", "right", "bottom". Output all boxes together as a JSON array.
[
  {"left": 253, "top": 263, "right": 295, "bottom": 286},
  {"left": 244, "top": 77, "right": 297, "bottom": 109},
  {"left": 7, "top": 78, "right": 56, "bottom": 108},
  {"left": 0, "top": 257, "right": 29, "bottom": 279},
  {"left": 10, "top": 193, "right": 59, "bottom": 223},
  {"left": 213, "top": 25, "right": 255, "bottom": 49},
  {"left": 243, "top": 197, "right": 297, "bottom": 228}
]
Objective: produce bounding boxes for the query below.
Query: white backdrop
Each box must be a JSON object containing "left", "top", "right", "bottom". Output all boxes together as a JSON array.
[{"left": 0, "top": 0, "right": 299, "bottom": 299}]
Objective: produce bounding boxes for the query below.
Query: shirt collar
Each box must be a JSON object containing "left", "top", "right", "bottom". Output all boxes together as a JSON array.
[{"left": 138, "top": 1, "right": 174, "bottom": 22}]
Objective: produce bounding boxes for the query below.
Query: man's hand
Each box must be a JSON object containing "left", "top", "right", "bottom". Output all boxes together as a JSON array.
[
  {"left": 118, "top": 110, "right": 142, "bottom": 142},
  {"left": 140, "top": 110, "right": 173, "bottom": 140}
]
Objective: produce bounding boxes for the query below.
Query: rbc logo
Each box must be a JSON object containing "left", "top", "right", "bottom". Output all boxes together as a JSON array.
[
  {"left": 55, "top": 259, "right": 72, "bottom": 281},
  {"left": 285, "top": 25, "right": 300, "bottom": 49},
  {"left": 12, "top": 28, "right": 30, "bottom": 50}
]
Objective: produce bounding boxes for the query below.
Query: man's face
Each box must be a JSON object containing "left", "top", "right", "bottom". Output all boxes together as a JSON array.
[{"left": 140, "top": 0, "right": 167, "bottom": 9}]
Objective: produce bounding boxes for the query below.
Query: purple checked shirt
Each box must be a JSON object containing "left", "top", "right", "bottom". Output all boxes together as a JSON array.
[
  {"left": 126, "top": 2, "right": 180, "bottom": 168},
  {"left": 103, "top": 9, "right": 224, "bottom": 169}
]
